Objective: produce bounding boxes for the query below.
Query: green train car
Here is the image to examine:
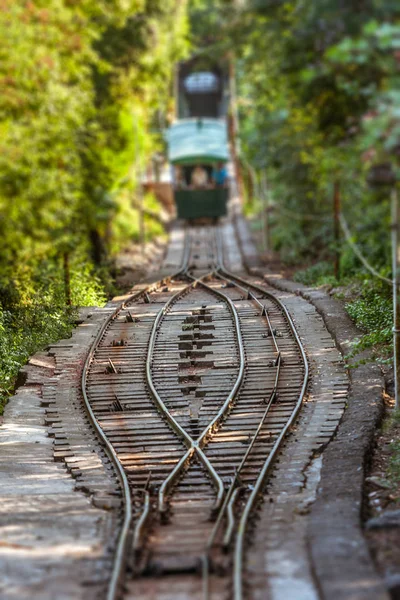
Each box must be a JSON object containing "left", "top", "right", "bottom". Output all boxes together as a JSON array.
[{"left": 167, "top": 118, "right": 230, "bottom": 220}]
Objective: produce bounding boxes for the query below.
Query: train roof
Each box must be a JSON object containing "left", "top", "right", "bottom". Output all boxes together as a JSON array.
[{"left": 167, "top": 118, "right": 230, "bottom": 165}]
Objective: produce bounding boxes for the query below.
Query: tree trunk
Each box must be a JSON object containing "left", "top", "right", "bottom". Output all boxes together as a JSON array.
[
  {"left": 391, "top": 187, "right": 400, "bottom": 410},
  {"left": 333, "top": 181, "right": 341, "bottom": 279},
  {"left": 228, "top": 55, "right": 245, "bottom": 202},
  {"left": 63, "top": 251, "right": 71, "bottom": 307},
  {"left": 89, "top": 228, "right": 105, "bottom": 266}
]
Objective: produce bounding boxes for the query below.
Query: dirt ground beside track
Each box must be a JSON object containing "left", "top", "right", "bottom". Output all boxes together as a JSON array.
[{"left": 114, "top": 236, "right": 168, "bottom": 292}]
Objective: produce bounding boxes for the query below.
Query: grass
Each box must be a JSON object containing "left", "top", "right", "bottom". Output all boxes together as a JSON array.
[
  {"left": 0, "top": 258, "right": 107, "bottom": 414},
  {"left": 292, "top": 260, "right": 393, "bottom": 363},
  {"left": 293, "top": 261, "right": 337, "bottom": 287},
  {"left": 0, "top": 305, "right": 77, "bottom": 413},
  {"left": 345, "top": 290, "right": 393, "bottom": 361}
]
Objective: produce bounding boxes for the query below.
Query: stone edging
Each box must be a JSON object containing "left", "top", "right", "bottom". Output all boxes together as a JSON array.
[{"left": 258, "top": 273, "right": 389, "bottom": 600}]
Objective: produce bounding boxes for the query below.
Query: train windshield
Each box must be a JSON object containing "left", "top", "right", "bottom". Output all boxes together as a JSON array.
[{"left": 184, "top": 72, "right": 220, "bottom": 94}]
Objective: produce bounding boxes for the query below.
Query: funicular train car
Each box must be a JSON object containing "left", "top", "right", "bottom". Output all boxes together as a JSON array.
[
  {"left": 167, "top": 118, "right": 230, "bottom": 219},
  {"left": 166, "top": 58, "right": 231, "bottom": 220}
]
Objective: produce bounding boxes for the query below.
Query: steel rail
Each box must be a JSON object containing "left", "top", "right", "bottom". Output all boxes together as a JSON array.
[
  {"left": 215, "top": 232, "right": 310, "bottom": 600},
  {"left": 207, "top": 351, "right": 282, "bottom": 551},
  {"left": 139, "top": 225, "right": 246, "bottom": 522},
  {"left": 146, "top": 271, "right": 246, "bottom": 516},
  {"left": 81, "top": 229, "right": 191, "bottom": 600},
  {"left": 158, "top": 448, "right": 196, "bottom": 514},
  {"left": 203, "top": 337, "right": 281, "bottom": 558},
  {"left": 233, "top": 368, "right": 308, "bottom": 600},
  {"left": 145, "top": 279, "right": 226, "bottom": 514},
  {"left": 145, "top": 230, "right": 228, "bottom": 516},
  {"left": 186, "top": 277, "right": 246, "bottom": 447},
  {"left": 201, "top": 250, "right": 284, "bottom": 599},
  {"left": 223, "top": 487, "right": 242, "bottom": 549},
  {"left": 132, "top": 490, "right": 151, "bottom": 553},
  {"left": 81, "top": 286, "right": 160, "bottom": 600},
  {"left": 185, "top": 227, "right": 247, "bottom": 450},
  {"left": 214, "top": 271, "right": 281, "bottom": 355}
]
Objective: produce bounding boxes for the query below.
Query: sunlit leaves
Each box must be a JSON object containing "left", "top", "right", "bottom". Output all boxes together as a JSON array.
[{"left": 0, "top": 0, "right": 189, "bottom": 275}]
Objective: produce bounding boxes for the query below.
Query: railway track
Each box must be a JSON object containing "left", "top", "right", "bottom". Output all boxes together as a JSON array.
[{"left": 82, "top": 225, "right": 309, "bottom": 600}]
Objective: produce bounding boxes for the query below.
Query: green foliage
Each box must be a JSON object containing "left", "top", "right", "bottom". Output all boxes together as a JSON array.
[
  {"left": 0, "top": 0, "right": 189, "bottom": 283},
  {"left": 0, "top": 254, "right": 107, "bottom": 411},
  {"left": 198, "top": 0, "right": 399, "bottom": 364},
  {"left": 189, "top": 0, "right": 228, "bottom": 47},
  {"left": 345, "top": 280, "right": 393, "bottom": 358},
  {"left": 293, "top": 262, "right": 336, "bottom": 287},
  {"left": 293, "top": 260, "right": 393, "bottom": 359},
  {"left": 69, "top": 261, "right": 107, "bottom": 306},
  {"left": 0, "top": 0, "right": 189, "bottom": 411},
  {"left": 216, "top": 0, "right": 399, "bottom": 282},
  {"left": 0, "top": 305, "right": 74, "bottom": 406}
]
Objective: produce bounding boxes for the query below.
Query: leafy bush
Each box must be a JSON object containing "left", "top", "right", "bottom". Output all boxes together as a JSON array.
[
  {"left": 345, "top": 281, "right": 393, "bottom": 358},
  {"left": 293, "top": 261, "right": 336, "bottom": 286},
  {"left": 70, "top": 262, "right": 107, "bottom": 306},
  {"left": 0, "top": 305, "right": 75, "bottom": 412},
  {"left": 293, "top": 261, "right": 393, "bottom": 359},
  {"left": 0, "top": 256, "right": 107, "bottom": 413}
]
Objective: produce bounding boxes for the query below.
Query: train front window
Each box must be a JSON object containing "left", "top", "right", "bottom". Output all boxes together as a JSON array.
[
  {"left": 184, "top": 72, "right": 220, "bottom": 94},
  {"left": 174, "top": 165, "right": 215, "bottom": 190}
]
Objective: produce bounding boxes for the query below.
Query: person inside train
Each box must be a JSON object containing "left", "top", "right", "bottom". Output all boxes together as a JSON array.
[
  {"left": 174, "top": 165, "right": 187, "bottom": 189},
  {"left": 191, "top": 164, "right": 209, "bottom": 188},
  {"left": 212, "top": 162, "right": 228, "bottom": 188}
]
